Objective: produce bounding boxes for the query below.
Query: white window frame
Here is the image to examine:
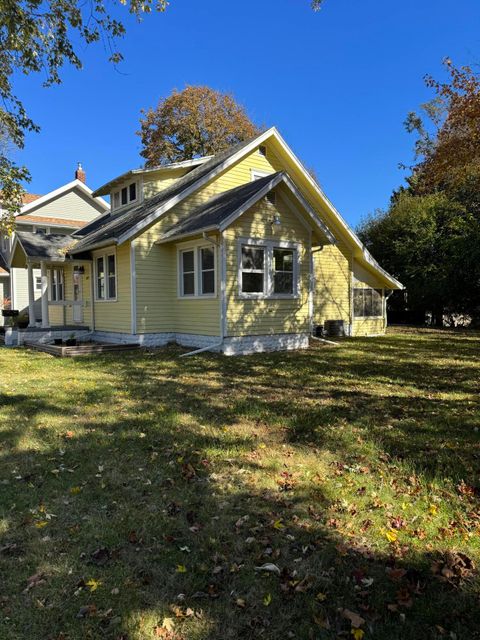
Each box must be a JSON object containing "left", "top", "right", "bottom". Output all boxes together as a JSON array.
[
  {"left": 111, "top": 180, "right": 140, "bottom": 212},
  {"left": 250, "top": 169, "right": 272, "bottom": 181},
  {"left": 94, "top": 250, "right": 117, "bottom": 302},
  {"left": 49, "top": 268, "right": 64, "bottom": 303},
  {"left": 237, "top": 238, "right": 300, "bottom": 300},
  {"left": 177, "top": 241, "right": 217, "bottom": 299}
]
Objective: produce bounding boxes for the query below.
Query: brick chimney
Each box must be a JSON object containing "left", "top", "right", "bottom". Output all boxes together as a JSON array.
[{"left": 75, "top": 162, "right": 86, "bottom": 183}]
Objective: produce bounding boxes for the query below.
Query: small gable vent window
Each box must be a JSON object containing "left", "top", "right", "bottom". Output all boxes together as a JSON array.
[
  {"left": 266, "top": 191, "right": 276, "bottom": 205},
  {"left": 258, "top": 145, "right": 267, "bottom": 157},
  {"left": 112, "top": 181, "right": 138, "bottom": 211}
]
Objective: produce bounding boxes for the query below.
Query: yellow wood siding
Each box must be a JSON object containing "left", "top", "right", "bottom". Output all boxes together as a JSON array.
[
  {"left": 352, "top": 317, "right": 385, "bottom": 336},
  {"left": 135, "top": 232, "right": 220, "bottom": 336},
  {"left": 143, "top": 169, "right": 190, "bottom": 199},
  {"left": 92, "top": 244, "right": 132, "bottom": 333},
  {"left": 225, "top": 195, "right": 311, "bottom": 337},
  {"left": 313, "top": 241, "right": 352, "bottom": 326}
]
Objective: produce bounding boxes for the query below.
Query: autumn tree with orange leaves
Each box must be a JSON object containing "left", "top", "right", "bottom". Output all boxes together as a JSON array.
[{"left": 138, "top": 86, "right": 261, "bottom": 167}]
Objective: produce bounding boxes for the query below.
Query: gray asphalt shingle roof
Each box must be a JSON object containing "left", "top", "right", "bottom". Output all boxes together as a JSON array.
[
  {"left": 71, "top": 136, "right": 258, "bottom": 252},
  {"left": 159, "top": 173, "right": 282, "bottom": 241},
  {"left": 15, "top": 231, "right": 75, "bottom": 262}
]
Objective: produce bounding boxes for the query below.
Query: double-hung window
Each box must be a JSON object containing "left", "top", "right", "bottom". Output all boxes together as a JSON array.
[
  {"left": 239, "top": 241, "right": 298, "bottom": 298},
  {"left": 95, "top": 252, "right": 116, "bottom": 300},
  {"left": 179, "top": 245, "right": 216, "bottom": 297},
  {"left": 272, "top": 248, "right": 294, "bottom": 295},
  {"left": 240, "top": 246, "right": 265, "bottom": 294},
  {"left": 353, "top": 287, "right": 383, "bottom": 317},
  {"left": 50, "top": 269, "right": 64, "bottom": 302},
  {"left": 181, "top": 250, "right": 195, "bottom": 296}
]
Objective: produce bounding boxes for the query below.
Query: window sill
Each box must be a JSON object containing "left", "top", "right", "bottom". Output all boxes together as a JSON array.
[
  {"left": 237, "top": 294, "right": 300, "bottom": 301},
  {"left": 94, "top": 298, "right": 118, "bottom": 303},
  {"left": 177, "top": 294, "right": 218, "bottom": 300},
  {"left": 353, "top": 316, "right": 384, "bottom": 320}
]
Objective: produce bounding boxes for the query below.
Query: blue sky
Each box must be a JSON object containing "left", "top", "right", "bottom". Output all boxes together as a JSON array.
[{"left": 14, "top": 0, "right": 480, "bottom": 227}]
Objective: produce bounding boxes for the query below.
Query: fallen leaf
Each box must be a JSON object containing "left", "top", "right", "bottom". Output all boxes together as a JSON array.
[
  {"left": 176, "top": 564, "right": 187, "bottom": 573},
  {"left": 254, "top": 563, "right": 281, "bottom": 575},
  {"left": 263, "top": 593, "right": 272, "bottom": 606},
  {"left": 341, "top": 609, "right": 365, "bottom": 628},
  {"left": 85, "top": 578, "right": 102, "bottom": 592}
]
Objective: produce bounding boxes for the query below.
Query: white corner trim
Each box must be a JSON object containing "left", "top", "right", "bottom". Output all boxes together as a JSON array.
[
  {"left": 130, "top": 240, "right": 137, "bottom": 335},
  {"left": 220, "top": 231, "right": 227, "bottom": 339}
]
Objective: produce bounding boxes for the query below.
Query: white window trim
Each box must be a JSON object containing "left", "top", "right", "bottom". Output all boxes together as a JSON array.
[
  {"left": 94, "top": 249, "right": 118, "bottom": 302},
  {"left": 111, "top": 179, "right": 141, "bottom": 212},
  {"left": 237, "top": 237, "right": 300, "bottom": 300},
  {"left": 250, "top": 169, "right": 272, "bottom": 182},
  {"left": 177, "top": 240, "right": 217, "bottom": 299}
]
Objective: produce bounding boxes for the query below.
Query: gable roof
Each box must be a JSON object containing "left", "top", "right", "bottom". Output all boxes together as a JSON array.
[
  {"left": 70, "top": 135, "right": 258, "bottom": 253},
  {"left": 157, "top": 172, "right": 335, "bottom": 244},
  {"left": 17, "top": 180, "right": 109, "bottom": 216},
  {"left": 70, "top": 128, "right": 402, "bottom": 289},
  {"left": 11, "top": 231, "right": 74, "bottom": 263}
]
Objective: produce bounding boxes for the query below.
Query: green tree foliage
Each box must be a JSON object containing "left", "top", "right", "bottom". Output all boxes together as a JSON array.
[
  {"left": 359, "top": 59, "right": 480, "bottom": 326},
  {"left": 138, "top": 86, "right": 261, "bottom": 167}
]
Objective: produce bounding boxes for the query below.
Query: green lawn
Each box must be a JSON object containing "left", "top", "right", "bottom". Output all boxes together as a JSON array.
[{"left": 1, "top": 328, "right": 479, "bottom": 640}]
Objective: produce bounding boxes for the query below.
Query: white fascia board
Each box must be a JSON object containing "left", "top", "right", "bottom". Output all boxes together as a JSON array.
[
  {"left": 116, "top": 128, "right": 278, "bottom": 245},
  {"left": 281, "top": 174, "right": 336, "bottom": 244},
  {"left": 18, "top": 180, "right": 109, "bottom": 216},
  {"left": 268, "top": 128, "right": 402, "bottom": 288},
  {"left": 361, "top": 249, "right": 404, "bottom": 289},
  {"left": 69, "top": 237, "right": 119, "bottom": 255},
  {"left": 155, "top": 225, "right": 219, "bottom": 245}
]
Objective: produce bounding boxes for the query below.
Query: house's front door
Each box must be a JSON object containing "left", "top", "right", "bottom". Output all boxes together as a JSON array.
[{"left": 73, "top": 270, "right": 83, "bottom": 323}]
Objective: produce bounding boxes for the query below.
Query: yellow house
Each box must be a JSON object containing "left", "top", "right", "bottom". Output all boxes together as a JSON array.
[{"left": 8, "top": 128, "right": 403, "bottom": 354}]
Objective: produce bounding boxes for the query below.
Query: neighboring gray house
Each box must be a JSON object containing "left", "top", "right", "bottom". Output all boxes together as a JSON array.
[{"left": 0, "top": 165, "right": 109, "bottom": 324}]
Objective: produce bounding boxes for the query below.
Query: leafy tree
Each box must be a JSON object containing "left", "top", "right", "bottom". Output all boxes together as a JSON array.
[
  {"left": 0, "top": 0, "right": 170, "bottom": 230},
  {"left": 138, "top": 86, "right": 261, "bottom": 167},
  {"left": 358, "top": 191, "right": 478, "bottom": 326},
  {"left": 405, "top": 59, "right": 480, "bottom": 195}
]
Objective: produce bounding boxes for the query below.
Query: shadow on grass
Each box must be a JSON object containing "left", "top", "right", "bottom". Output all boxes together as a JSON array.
[{"left": 0, "top": 330, "right": 479, "bottom": 639}]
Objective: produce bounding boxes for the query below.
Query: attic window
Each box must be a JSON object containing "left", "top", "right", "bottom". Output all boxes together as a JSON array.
[
  {"left": 112, "top": 181, "right": 138, "bottom": 211},
  {"left": 258, "top": 145, "right": 267, "bottom": 157},
  {"left": 266, "top": 191, "right": 276, "bottom": 205}
]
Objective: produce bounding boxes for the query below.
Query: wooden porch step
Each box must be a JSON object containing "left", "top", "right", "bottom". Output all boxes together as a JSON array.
[{"left": 25, "top": 341, "right": 140, "bottom": 357}]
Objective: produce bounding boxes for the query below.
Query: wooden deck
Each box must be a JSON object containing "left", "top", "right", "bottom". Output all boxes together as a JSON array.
[{"left": 25, "top": 341, "right": 140, "bottom": 357}]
